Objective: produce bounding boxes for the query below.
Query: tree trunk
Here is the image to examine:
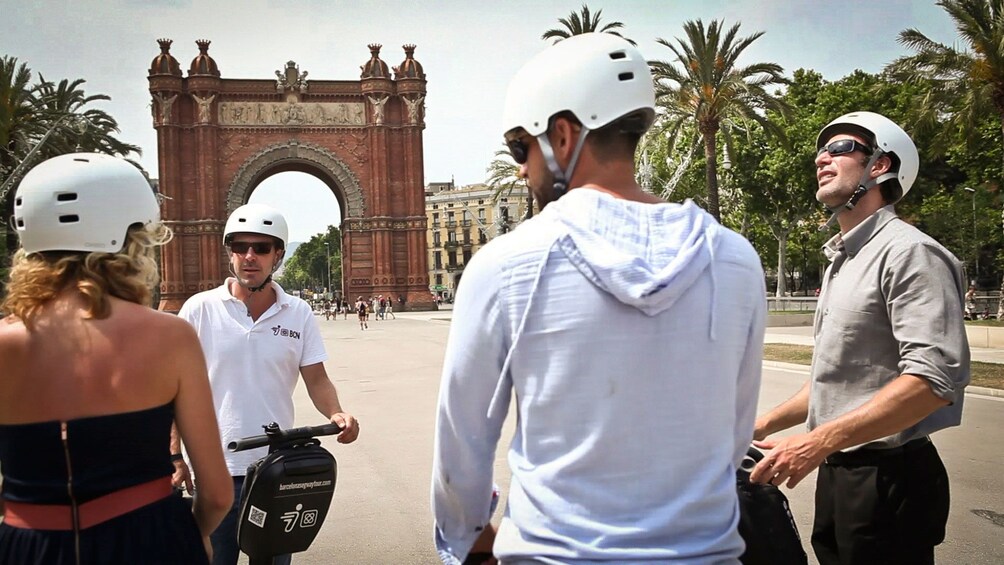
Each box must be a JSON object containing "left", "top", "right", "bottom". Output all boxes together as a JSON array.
[
  {"left": 998, "top": 118, "right": 1004, "bottom": 319},
  {"left": 701, "top": 124, "right": 721, "bottom": 221},
  {"left": 776, "top": 229, "right": 789, "bottom": 298}
]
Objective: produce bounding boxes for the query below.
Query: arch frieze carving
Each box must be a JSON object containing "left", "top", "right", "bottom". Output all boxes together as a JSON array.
[{"left": 225, "top": 141, "right": 366, "bottom": 217}]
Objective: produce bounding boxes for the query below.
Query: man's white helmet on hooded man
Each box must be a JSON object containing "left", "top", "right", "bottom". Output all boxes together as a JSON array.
[
  {"left": 13, "top": 153, "right": 160, "bottom": 255},
  {"left": 223, "top": 202, "right": 288, "bottom": 292},
  {"left": 501, "top": 32, "right": 656, "bottom": 202},
  {"left": 816, "top": 111, "right": 919, "bottom": 229}
]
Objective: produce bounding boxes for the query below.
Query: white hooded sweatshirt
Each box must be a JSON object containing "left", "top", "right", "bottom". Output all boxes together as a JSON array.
[{"left": 432, "top": 189, "right": 765, "bottom": 564}]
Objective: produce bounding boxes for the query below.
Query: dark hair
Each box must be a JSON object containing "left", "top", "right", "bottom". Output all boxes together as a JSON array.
[{"left": 549, "top": 110, "right": 643, "bottom": 162}]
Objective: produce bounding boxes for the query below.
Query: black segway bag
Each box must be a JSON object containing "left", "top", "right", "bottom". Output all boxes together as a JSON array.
[
  {"left": 736, "top": 447, "right": 807, "bottom": 565},
  {"left": 237, "top": 444, "right": 337, "bottom": 558}
]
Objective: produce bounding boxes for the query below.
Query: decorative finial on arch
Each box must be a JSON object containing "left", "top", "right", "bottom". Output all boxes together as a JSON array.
[
  {"left": 403, "top": 44, "right": 416, "bottom": 57},
  {"left": 157, "top": 38, "right": 173, "bottom": 53},
  {"left": 368, "top": 43, "right": 383, "bottom": 56},
  {"left": 196, "top": 39, "right": 211, "bottom": 53}
]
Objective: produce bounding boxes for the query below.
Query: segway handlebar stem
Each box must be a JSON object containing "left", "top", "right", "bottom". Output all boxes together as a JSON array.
[{"left": 228, "top": 423, "right": 343, "bottom": 452}]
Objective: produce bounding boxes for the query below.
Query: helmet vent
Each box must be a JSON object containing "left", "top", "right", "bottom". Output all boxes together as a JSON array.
[
  {"left": 73, "top": 157, "right": 89, "bottom": 163},
  {"left": 16, "top": 218, "right": 24, "bottom": 228},
  {"left": 264, "top": 220, "right": 274, "bottom": 226},
  {"left": 609, "top": 51, "right": 626, "bottom": 60},
  {"left": 14, "top": 197, "right": 21, "bottom": 206},
  {"left": 57, "top": 193, "right": 78, "bottom": 202},
  {"left": 618, "top": 72, "right": 634, "bottom": 81},
  {"left": 59, "top": 215, "right": 80, "bottom": 224}
]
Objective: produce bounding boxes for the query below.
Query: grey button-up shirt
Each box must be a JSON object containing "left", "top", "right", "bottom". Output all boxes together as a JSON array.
[{"left": 808, "top": 206, "right": 969, "bottom": 449}]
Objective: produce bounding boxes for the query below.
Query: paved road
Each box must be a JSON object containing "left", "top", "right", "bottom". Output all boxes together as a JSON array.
[{"left": 250, "top": 312, "right": 1004, "bottom": 564}]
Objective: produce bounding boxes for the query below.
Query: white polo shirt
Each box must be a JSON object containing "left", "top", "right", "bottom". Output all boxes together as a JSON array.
[{"left": 178, "top": 279, "right": 328, "bottom": 475}]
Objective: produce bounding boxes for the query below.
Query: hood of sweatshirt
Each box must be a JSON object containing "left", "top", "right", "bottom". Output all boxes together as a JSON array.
[{"left": 545, "top": 189, "right": 722, "bottom": 317}]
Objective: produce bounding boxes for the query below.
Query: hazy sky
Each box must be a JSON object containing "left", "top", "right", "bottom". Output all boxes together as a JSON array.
[{"left": 2, "top": 0, "right": 958, "bottom": 241}]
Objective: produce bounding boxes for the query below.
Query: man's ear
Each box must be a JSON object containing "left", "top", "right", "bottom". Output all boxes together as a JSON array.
[
  {"left": 871, "top": 154, "right": 893, "bottom": 179},
  {"left": 549, "top": 117, "right": 581, "bottom": 163}
]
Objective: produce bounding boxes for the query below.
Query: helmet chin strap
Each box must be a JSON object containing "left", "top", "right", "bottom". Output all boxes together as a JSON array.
[
  {"left": 819, "top": 150, "right": 884, "bottom": 231},
  {"left": 536, "top": 129, "right": 590, "bottom": 203}
]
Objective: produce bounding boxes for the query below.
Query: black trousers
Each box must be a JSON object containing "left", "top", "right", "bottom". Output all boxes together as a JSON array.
[{"left": 812, "top": 439, "right": 950, "bottom": 565}]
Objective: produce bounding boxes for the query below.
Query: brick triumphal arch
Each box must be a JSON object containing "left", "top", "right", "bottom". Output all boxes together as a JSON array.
[{"left": 148, "top": 39, "right": 433, "bottom": 311}]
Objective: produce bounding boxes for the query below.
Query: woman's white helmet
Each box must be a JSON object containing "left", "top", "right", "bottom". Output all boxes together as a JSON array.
[
  {"left": 816, "top": 111, "right": 919, "bottom": 200},
  {"left": 502, "top": 32, "right": 656, "bottom": 137},
  {"left": 12, "top": 153, "right": 159, "bottom": 255},
  {"left": 224, "top": 203, "right": 288, "bottom": 249}
]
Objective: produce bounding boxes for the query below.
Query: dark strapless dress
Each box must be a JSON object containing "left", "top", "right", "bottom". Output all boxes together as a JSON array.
[{"left": 0, "top": 402, "right": 208, "bottom": 564}]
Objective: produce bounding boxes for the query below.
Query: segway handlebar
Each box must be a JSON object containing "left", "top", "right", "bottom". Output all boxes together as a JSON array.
[{"left": 228, "top": 422, "right": 343, "bottom": 452}]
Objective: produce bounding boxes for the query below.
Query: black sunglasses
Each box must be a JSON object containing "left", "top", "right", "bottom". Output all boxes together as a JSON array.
[
  {"left": 506, "top": 137, "right": 530, "bottom": 165},
  {"left": 230, "top": 241, "right": 275, "bottom": 255},
  {"left": 817, "top": 138, "right": 873, "bottom": 158}
]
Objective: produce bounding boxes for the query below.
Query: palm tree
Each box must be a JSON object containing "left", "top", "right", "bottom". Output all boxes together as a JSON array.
[
  {"left": 649, "top": 19, "right": 789, "bottom": 220},
  {"left": 33, "top": 76, "right": 139, "bottom": 160},
  {"left": 541, "top": 4, "right": 636, "bottom": 45},
  {"left": 485, "top": 149, "right": 533, "bottom": 227},
  {"left": 885, "top": 0, "right": 1004, "bottom": 312},
  {"left": 0, "top": 57, "right": 40, "bottom": 183}
]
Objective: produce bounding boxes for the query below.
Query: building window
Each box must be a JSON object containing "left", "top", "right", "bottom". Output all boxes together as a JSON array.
[
  {"left": 479, "top": 231, "right": 487, "bottom": 244},
  {"left": 478, "top": 199, "right": 484, "bottom": 205},
  {"left": 463, "top": 249, "right": 472, "bottom": 263},
  {"left": 448, "top": 252, "right": 457, "bottom": 267},
  {"left": 448, "top": 231, "right": 457, "bottom": 243},
  {"left": 435, "top": 274, "right": 443, "bottom": 285},
  {"left": 478, "top": 208, "right": 486, "bottom": 221},
  {"left": 434, "top": 251, "right": 442, "bottom": 270}
]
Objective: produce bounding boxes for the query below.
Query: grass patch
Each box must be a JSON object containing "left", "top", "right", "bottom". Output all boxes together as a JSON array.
[{"left": 763, "top": 343, "right": 1002, "bottom": 390}]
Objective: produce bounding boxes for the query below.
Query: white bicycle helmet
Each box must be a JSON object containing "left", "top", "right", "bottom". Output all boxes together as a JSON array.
[
  {"left": 816, "top": 111, "right": 919, "bottom": 200},
  {"left": 224, "top": 203, "right": 288, "bottom": 249},
  {"left": 502, "top": 32, "right": 655, "bottom": 137},
  {"left": 12, "top": 153, "right": 159, "bottom": 254}
]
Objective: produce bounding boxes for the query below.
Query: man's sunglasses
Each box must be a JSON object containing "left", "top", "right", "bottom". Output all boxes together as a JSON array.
[
  {"left": 817, "top": 139, "right": 873, "bottom": 158},
  {"left": 229, "top": 241, "right": 275, "bottom": 255},
  {"left": 506, "top": 137, "right": 530, "bottom": 165}
]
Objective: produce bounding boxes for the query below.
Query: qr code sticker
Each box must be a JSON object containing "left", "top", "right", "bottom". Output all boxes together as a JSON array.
[{"left": 248, "top": 505, "right": 267, "bottom": 528}]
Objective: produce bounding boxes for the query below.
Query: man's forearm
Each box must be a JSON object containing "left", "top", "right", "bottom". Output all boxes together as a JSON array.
[
  {"left": 810, "top": 373, "right": 949, "bottom": 452},
  {"left": 756, "top": 381, "right": 811, "bottom": 439}
]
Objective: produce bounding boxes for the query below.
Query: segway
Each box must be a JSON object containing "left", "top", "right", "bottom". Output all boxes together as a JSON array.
[
  {"left": 229, "top": 422, "right": 341, "bottom": 565},
  {"left": 736, "top": 446, "right": 808, "bottom": 565}
]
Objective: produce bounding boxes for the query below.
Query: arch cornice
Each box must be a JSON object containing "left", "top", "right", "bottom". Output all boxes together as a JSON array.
[{"left": 225, "top": 140, "right": 365, "bottom": 217}]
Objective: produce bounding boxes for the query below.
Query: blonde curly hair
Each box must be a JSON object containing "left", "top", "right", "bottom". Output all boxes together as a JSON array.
[{"left": 2, "top": 223, "right": 173, "bottom": 328}]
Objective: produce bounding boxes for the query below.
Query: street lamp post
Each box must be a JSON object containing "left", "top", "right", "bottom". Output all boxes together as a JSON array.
[{"left": 964, "top": 187, "right": 977, "bottom": 281}]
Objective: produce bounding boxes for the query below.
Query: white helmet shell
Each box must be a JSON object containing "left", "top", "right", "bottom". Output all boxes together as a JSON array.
[
  {"left": 502, "top": 32, "right": 655, "bottom": 137},
  {"left": 12, "top": 153, "right": 159, "bottom": 254},
  {"left": 224, "top": 203, "right": 288, "bottom": 248},
  {"left": 816, "top": 111, "right": 919, "bottom": 200}
]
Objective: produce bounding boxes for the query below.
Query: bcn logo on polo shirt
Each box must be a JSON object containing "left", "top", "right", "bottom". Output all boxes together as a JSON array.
[{"left": 271, "top": 325, "right": 302, "bottom": 340}]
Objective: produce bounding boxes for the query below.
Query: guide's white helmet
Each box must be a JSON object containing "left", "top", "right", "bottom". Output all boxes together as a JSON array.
[
  {"left": 816, "top": 111, "right": 919, "bottom": 200},
  {"left": 224, "top": 203, "right": 288, "bottom": 249},
  {"left": 502, "top": 32, "right": 655, "bottom": 137},
  {"left": 13, "top": 153, "right": 159, "bottom": 255}
]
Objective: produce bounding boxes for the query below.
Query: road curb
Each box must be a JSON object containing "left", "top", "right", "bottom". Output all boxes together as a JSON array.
[{"left": 762, "top": 361, "right": 1002, "bottom": 400}]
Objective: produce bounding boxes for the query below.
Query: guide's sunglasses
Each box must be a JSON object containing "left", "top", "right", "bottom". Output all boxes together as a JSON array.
[
  {"left": 506, "top": 137, "right": 530, "bottom": 165},
  {"left": 817, "top": 139, "right": 873, "bottom": 158},
  {"left": 229, "top": 241, "right": 275, "bottom": 255}
]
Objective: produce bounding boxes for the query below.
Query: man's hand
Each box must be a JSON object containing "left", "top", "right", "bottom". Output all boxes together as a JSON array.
[
  {"left": 172, "top": 459, "right": 194, "bottom": 494},
  {"left": 330, "top": 412, "right": 359, "bottom": 444},
  {"left": 750, "top": 432, "right": 830, "bottom": 489}
]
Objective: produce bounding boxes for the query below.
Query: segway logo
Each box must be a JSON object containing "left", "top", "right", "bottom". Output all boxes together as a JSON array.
[
  {"left": 248, "top": 505, "right": 267, "bottom": 528},
  {"left": 281, "top": 503, "right": 320, "bottom": 532},
  {"left": 271, "top": 325, "right": 301, "bottom": 339}
]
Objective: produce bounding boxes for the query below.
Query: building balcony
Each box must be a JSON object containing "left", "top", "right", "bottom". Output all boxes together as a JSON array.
[
  {"left": 431, "top": 242, "right": 442, "bottom": 248},
  {"left": 461, "top": 220, "right": 472, "bottom": 228},
  {"left": 431, "top": 222, "right": 440, "bottom": 229},
  {"left": 445, "top": 220, "right": 457, "bottom": 229},
  {"left": 446, "top": 263, "right": 463, "bottom": 272},
  {"left": 444, "top": 241, "right": 459, "bottom": 250}
]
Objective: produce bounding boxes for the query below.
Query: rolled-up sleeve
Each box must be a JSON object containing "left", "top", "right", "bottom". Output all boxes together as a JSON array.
[{"left": 885, "top": 242, "right": 970, "bottom": 403}]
